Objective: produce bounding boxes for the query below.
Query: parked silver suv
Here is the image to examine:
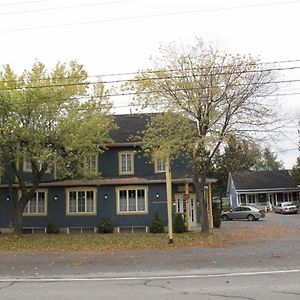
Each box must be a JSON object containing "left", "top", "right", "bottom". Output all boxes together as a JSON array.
[
  {"left": 274, "top": 202, "right": 298, "bottom": 214},
  {"left": 222, "top": 206, "right": 265, "bottom": 221}
]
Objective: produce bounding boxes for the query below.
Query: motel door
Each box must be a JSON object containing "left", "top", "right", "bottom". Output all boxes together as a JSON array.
[{"left": 174, "top": 193, "right": 197, "bottom": 227}]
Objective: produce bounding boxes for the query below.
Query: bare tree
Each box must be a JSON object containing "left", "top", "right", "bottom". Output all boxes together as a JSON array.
[{"left": 127, "top": 38, "right": 278, "bottom": 233}]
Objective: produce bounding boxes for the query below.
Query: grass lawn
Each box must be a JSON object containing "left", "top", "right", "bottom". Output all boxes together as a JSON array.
[{"left": 0, "top": 227, "right": 285, "bottom": 252}]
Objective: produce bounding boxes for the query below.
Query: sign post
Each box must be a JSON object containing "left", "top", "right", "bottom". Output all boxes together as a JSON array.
[{"left": 166, "top": 158, "right": 173, "bottom": 244}]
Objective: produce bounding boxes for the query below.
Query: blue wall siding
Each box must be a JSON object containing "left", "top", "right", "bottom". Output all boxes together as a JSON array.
[
  {"left": 1, "top": 165, "right": 54, "bottom": 184},
  {"left": 0, "top": 188, "right": 13, "bottom": 228},
  {"left": 0, "top": 183, "right": 174, "bottom": 228},
  {"left": 100, "top": 147, "right": 153, "bottom": 177},
  {"left": 0, "top": 144, "right": 193, "bottom": 229},
  {"left": 0, "top": 183, "right": 194, "bottom": 229}
]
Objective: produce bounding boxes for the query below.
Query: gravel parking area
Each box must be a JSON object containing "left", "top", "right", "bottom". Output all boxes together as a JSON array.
[{"left": 217, "top": 211, "right": 300, "bottom": 238}]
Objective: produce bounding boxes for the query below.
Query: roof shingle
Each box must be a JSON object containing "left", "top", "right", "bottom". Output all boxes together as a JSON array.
[{"left": 230, "top": 170, "right": 298, "bottom": 190}]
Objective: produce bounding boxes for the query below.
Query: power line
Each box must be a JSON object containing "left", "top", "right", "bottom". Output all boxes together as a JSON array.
[
  {"left": 1, "top": 63, "right": 300, "bottom": 87},
  {"left": 0, "top": 0, "right": 43, "bottom": 7},
  {"left": 1, "top": 0, "right": 300, "bottom": 33},
  {"left": 1, "top": 77, "right": 300, "bottom": 93},
  {"left": 0, "top": 0, "right": 130, "bottom": 16},
  {"left": 1, "top": 59, "right": 300, "bottom": 86}
]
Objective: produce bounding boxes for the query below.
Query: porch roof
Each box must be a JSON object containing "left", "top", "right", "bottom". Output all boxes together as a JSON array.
[{"left": 0, "top": 176, "right": 216, "bottom": 188}]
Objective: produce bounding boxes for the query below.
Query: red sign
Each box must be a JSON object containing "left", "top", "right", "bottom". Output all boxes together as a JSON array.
[{"left": 183, "top": 193, "right": 189, "bottom": 200}]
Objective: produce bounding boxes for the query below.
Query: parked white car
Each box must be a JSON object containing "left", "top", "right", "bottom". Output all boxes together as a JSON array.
[
  {"left": 222, "top": 206, "right": 265, "bottom": 221},
  {"left": 274, "top": 202, "right": 298, "bottom": 214}
]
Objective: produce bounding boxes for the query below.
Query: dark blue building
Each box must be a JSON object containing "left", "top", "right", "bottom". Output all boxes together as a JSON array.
[{"left": 0, "top": 114, "right": 214, "bottom": 233}]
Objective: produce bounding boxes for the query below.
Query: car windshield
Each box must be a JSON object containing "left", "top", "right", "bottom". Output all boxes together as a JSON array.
[{"left": 283, "top": 202, "right": 294, "bottom": 207}]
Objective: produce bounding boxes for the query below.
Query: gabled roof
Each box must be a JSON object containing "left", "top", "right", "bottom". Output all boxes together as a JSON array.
[
  {"left": 110, "top": 114, "right": 152, "bottom": 144},
  {"left": 230, "top": 170, "right": 299, "bottom": 191}
]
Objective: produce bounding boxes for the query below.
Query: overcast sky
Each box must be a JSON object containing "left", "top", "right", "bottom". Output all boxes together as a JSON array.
[{"left": 0, "top": 0, "right": 299, "bottom": 168}]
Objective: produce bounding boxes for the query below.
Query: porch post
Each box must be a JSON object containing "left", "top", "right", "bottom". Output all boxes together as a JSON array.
[
  {"left": 208, "top": 183, "right": 213, "bottom": 229},
  {"left": 165, "top": 158, "right": 173, "bottom": 244},
  {"left": 184, "top": 182, "right": 190, "bottom": 231}
]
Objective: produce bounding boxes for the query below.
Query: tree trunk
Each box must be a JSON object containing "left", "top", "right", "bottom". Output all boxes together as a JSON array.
[
  {"left": 13, "top": 205, "right": 24, "bottom": 234},
  {"left": 193, "top": 169, "right": 210, "bottom": 233},
  {"left": 12, "top": 194, "right": 29, "bottom": 234}
]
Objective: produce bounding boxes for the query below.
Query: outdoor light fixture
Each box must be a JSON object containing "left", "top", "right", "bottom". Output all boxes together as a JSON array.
[
  {"left": 54, "top": 195, "right": 58, "bottom": 201},
  {"left": 104, "top": 194, "right": 108, "bottom": 200},
  {"left": 6, "top": 196, "right": 10, "bottom": 201},
  {"left": 156, "top": 193, "right": 159, "bottom": 199}
]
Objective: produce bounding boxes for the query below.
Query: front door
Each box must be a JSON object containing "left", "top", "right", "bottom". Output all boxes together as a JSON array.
[{"left": 174, "top": 193, "right": 197, "bottom": 227}]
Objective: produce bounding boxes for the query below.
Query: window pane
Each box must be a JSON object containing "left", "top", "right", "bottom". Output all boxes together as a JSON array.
[
  {"left": 38, "top": 192, "right": 45, "bottom": 213},
  {"left": 119, "top": 190, "right": 127, "bottom": 211},
  {"left": 86, "top": 191, "right": 94, "bottom": 212},
  {"left": 121, "top": 153, "right": 132, "bottom": 173},
  {"left": 157, "top": 159, "right": 165, "bottom": 172},
  {"left": 126, "top": 154, "right": 132, "bottom": 172},
  {"left": 24, "top": 202, "right": 29, "bottom": 213},
  {"left": 78, "top": 191, "right": 85, "bottom": 212},
  {"left": 121, "top": 154, "right": 126, "bottom": 172},
  {"left": 29, "top": 197, "right": 37, "bottom": 213},
  {"left": 86, "top": 155, "right": 97, "bottom": 173},
  {"left": 69, "top": 191, "right": 77, "bottom": 212},
  {"left": 137, "top": 189, "right": 145, "bottom": 211},
  {"left": 128, "top": 190, "right": 136, "bottom": 211}
]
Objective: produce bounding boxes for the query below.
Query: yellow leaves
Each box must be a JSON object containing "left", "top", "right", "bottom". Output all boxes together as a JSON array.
[{"left": 0, "top": 231, "right": 266, "bottom": 252}]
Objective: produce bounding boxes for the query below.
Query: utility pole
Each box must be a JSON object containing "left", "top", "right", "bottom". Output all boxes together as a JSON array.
[
  {"left": 184, "top": 182, "right": 190, "bottom": 231},
  {"left": 208, "top": 183, "right": 213, "bottom": 229},
  {"left": 165, "top": 158, "right": 173, "bottom": 244}
]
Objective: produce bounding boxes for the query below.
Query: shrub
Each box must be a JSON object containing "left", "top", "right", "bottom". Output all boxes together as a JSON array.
[
  {"left": 212, "top": 202, "right": 222, "bottom": 228},
  {"left": 149, "top": 212, "right": 164, "bottom": 233},
  {"left": 173, "top": 213, "right": 187, "bottom": 233},
  {"left": 99, "top": 217, "right": 114, "bottom": 234},
  {"left": 46, "top": 222, "right": 59, "bottom": 234}
]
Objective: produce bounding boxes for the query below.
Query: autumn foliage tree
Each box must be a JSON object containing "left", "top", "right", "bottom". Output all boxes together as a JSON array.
[
  {"left": 0, "top": 61, "right": 115, "bottom": 233},
  {"left": 127, "top": 38, "right": 278, "bottom": 233}
]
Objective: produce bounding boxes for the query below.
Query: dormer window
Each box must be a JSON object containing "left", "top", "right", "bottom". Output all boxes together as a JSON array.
[
  {"left": 119, "top": 151, "right": 134, "bottom": 175},
  {"left": 155, "top": 158, "right": 166, "bottom": 173},
  {"left": 23, "top": 155, "right": 50, "bottom": 173},
  {"left": 84, "top": 153, "right": 98, "bottom": 174}
]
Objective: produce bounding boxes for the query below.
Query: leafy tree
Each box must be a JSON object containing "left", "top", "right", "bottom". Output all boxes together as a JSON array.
[
  {"left": 0, "top": 61, "right": 116, "bottom": 233},
  {"left": 127, "top": 38, "right": 277, "bottom": 233},
  {"left": 291, "top": 156, "right": 300, "bottom": 184},
  {"left": 254, "top": 146, "right": 284, "bottom": 171},
  {"left": 212, "top": 136, "right": 260, "bottom": 197}
]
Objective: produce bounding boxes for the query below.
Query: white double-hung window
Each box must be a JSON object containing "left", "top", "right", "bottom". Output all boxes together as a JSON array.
[
  {"left": 66, "top": 188, "right": 97, "bottom": 215},
  {"left": 116, "top": 186, "right": 148, "bottom": 214},
  {"left": 155, "top": 158, "right": 166, "bottom": 173},
  {"left": 24, "top": 189, "right": 47, "bottom": 216},
  {"left": 119, "top": 151, "right": 134, "bottom": 175},
  {"left": 84, "top": 153, "right": 98, "bottom": 174}
]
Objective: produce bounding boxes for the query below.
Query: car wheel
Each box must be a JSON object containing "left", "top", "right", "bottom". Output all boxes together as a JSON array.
[
  {"left": 247, "top": 214, "right": 255, "bottom": 221},
  {"left": 222, "top": 215, "right": 229, "bottom": 221}
]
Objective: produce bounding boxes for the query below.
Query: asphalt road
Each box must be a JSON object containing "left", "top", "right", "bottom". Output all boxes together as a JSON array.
[{"left": 1, "top": 213, "right": 300, "bottom": 299}]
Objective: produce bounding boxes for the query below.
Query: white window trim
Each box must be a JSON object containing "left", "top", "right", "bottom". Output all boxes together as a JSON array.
[
  {"left": 23, "top": 155, "right": 51, "bottom": 174},
  {"left": 23, "top": 158, "right": 33, "bottom": 173},
  {"left": 84, "top": 153, "right": 99, "bottom": 174},
  {"left": 23, "top": 189, "right": 48, "bottom": 216},
  {"left": 154, "top": 158, "right": 166, "bottom": 173},
  {"left": 118, "top": 151, "right": 135, "bottom": 175},
  {"left": 116, "top": 185, "right": 148, "bottom": 215},
  {"left": 66, "top": 187, "right": 97, "bottom": 216}
]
